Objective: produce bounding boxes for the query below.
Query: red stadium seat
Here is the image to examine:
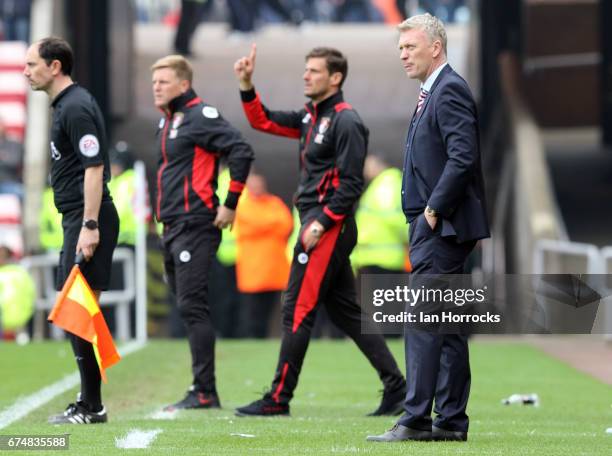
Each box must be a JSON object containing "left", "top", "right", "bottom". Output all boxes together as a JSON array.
[
  {"left": 0, "top": 193, "right": 23, "bottom": 257},
  {"left": 0, "top": 41, "right": 27, "bottom": 142}
]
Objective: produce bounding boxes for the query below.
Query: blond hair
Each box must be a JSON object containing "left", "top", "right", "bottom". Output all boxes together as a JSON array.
[
  {"left": 398, "top": 13, "right": 447, "bottom": 55},
  {"left": 151, "top": 55, "right": 193, "bottom": 83}
]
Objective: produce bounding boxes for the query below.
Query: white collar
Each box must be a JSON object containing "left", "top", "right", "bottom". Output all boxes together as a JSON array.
[{"left": 421, "top": 62, "right": 448, "bottom": 93}]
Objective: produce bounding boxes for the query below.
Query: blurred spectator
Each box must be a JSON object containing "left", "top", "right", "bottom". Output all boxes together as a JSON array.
[
  {"left": 419, "top": 0, "right": 466, "bottom": 24},
  {"left": 174, "top": 0, "right": 214, "bottom": 56},
  {"left": 0, "top": 116, "right": 24, "bottom": 198},
  {"left": 228, "top": 0, "right": 302, "bottom": 37},
  {"left": 136, "top": 0, "right": 175, "bottom": 22},
  {"left": 107, "top": 141, "right": 151, "bottom": 337},
  {"left": 332, "top": 0, "right": 374, "bottom": 22},
  {"left": 208, "top": 166, "right": 242, "bottom": 337},
  {"left": 0, "top": 0, "right": 31, "bottom": 42},
  {"left": 0, "top": 244, "right": 35, "bottom": 341},
  {"left": 294, "top": 0, "right": 318, "bottom": 22},
  {"left": 38, "top": 185, "right": 63, "bottom": 252},
  {"left": 227, "top": 0, "right": 257, "bottom": 35},
  {"left": 396, "top": 0, "right": 408, "bottom": 19},
  {"left": 285, "top": 205, "right": 300, "bottom": 261},
  {"left": 235, "top": 171, "right": 292, "bottom": 338},
  {"left": 352, "top": 153, "right": 410, "bottom": 274},
  {"left": 108, "top": 141, "right": 142, "bottom": 247},
  {"left": 257, "top": 0, "right": 303, "bottom": 25},
  {"left": 371, "top": 0, "right": 403, "bottom": 24},
  {"left": 139, "top": 0, "right": 414, "bottom": 27}
]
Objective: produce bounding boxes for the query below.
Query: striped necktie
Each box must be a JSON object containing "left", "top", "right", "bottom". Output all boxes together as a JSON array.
[{"left": 416, "top": 88, "right": 428, "bottom": 113}]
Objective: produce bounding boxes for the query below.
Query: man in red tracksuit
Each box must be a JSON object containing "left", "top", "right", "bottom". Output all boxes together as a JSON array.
[
  {"left": 152, "top": 55, "right": 253, "bottom": 411},
  {"left": 233, "top": 45, "right": 406, "bottom": 416}
]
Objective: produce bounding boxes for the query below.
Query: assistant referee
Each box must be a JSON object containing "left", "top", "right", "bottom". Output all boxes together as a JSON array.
[{"left": 24, "top": 37, "right": 119, "bottom": 425}]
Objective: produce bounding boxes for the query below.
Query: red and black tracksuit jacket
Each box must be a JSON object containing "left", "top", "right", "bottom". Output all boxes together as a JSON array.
[
  {"left": 156, "top": 89, "right": 254, "bottom": 224},
  {"left": 240, "top": 88, "right": 367, "bottom": 229},
  {"left": 240, "top": 88, "right": 405, "bottom": 405}
]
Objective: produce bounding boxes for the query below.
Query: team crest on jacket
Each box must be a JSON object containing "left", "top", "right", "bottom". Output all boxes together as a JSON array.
[
  {"left": 172, "top": 113, "right": 184, "bottom": 129},
  {"left": 302, "top": 113, "right": 311, "bottom": 124},
  {"left": 158, "top": 117, "right": 165, "bottom": 129},
  {"left": 319, "top": 117, "right": 331, "bottom": 134},
  {"left": 202, "top": 106, "right": 219, "bottom": 118}
]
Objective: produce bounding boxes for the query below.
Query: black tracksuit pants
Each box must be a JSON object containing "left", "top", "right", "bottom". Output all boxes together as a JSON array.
[
  {"left": 269, "top": 209, "right": 405, "bottom": 404},
  {"left": 162, "top": 219, "right": 221, "bottom": 394}
]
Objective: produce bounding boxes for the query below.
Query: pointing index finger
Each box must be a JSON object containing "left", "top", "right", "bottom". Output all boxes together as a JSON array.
[{"left": 249, "top": 43, "right": 257, "bottom": 64}]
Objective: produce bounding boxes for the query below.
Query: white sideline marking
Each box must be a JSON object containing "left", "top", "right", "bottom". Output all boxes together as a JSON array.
[
  {"left": 149, "top": 409, "right": 178, "bottom": 420},
  {"left": 0, "top": 341, "right": 145, "bottom": 430},
  {"left": 0, "top": 372, "right": 79, "bottom": 430},
  {"left": 115, "top": 428, "right": 162, "bottom": 449}
]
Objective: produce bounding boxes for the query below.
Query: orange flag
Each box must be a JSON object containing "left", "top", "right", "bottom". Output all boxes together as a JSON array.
[{"left": 48, "top": 265, "right": 121, "bottom": 382}]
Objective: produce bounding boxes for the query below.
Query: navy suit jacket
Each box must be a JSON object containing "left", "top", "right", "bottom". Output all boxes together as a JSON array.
[{"left": 401, "top": 65, "right": 490, "bottom": 244}]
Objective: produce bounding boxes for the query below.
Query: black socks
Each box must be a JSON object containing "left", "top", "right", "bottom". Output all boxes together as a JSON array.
[{"left": 69, "top": 333, "right": 102, "bottom": 412}]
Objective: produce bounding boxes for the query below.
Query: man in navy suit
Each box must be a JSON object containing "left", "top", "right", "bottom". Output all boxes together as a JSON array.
[{"left": 367, "top": 13, "right": 490, "bottom": 443}]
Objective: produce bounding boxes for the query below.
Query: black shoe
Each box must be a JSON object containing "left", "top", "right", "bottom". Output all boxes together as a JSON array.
[
  {"left": 366, "top": 423, "right": 432, "bottom": 442},
  {"left": 163, "top": 389, "right": 221, "bottom": 411},
  {"left": 48, "top": 402, "right": 107, "bottom": 425},
  {"left": 235, "top": 394, "right": 290, "bottom": 417},
  {"left": 367, "top": 384, "right": 406, "bottom": 416},
  {"left": 432, "top": 425, "right": 468, "bottom": 441}
]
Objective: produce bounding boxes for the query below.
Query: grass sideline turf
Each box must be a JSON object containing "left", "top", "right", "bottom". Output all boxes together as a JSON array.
[{"left": 1, "top": 340, "right": 610, "bottom": 455}]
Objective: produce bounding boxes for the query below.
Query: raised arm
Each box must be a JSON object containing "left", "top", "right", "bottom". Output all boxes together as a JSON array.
[{"left": 234, "top": 44, "right": 302, "bottom": 138}]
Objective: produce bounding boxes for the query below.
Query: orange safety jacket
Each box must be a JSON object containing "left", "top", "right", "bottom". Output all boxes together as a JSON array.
[{"left": 235, "top": 191, "right": 293, "bottom": 293}]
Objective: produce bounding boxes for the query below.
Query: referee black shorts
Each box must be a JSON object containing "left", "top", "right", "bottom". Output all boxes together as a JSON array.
[{"left": 56, "top": 201, "right": 120, "bottom": 291}]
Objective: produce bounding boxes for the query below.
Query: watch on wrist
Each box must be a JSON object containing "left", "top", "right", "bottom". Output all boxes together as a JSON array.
[
  {"left": 82, "top": 219, "right": 99, "bottom": 230},
  {"left": 425, "top": 206, "right": 438, "bottom": 217}
]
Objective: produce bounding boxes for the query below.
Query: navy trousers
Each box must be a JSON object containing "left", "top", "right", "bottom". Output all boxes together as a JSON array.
[{"left": 399, "top": 214, "right": 475, "bottom": 433}]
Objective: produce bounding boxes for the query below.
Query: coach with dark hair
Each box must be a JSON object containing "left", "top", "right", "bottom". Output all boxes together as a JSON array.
[
  {"left": 368, "top": 13, "right": 490, "bottom": 443},
  {"left": 233, "top": 44, "right": 406, "bottom": 417}
]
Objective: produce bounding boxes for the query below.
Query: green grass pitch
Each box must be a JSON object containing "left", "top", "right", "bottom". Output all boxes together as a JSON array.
[{"left": 0, "top": 339, "right": 610, "bottom": 455}]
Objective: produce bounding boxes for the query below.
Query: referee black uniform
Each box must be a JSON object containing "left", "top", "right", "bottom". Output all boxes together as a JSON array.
[
  {"left": 50, "top": 83, "right": 119, "bottom": 414},
  {"left": 51, "top": 84, "right": 119, "bottom": 291}
]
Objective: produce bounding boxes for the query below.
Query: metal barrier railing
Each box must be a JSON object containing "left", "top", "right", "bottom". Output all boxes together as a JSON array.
[
  {"left": 599, "top": 247, "right": 612, "bottom": 339},
  {"left": 21, "top": 247, "right": 136, "bottom": 342},
  {"left": 534, "top": 239, "right": 611, "bottom": 336},
  {"left": 533, "top": 239, "right": 603, "bottom": 275}
]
